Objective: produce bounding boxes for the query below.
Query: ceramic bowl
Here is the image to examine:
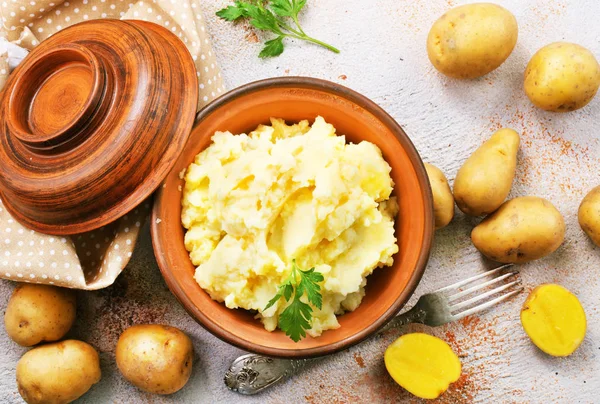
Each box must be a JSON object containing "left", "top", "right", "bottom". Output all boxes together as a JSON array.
[{"left": 151, "top": 77, "right": 434, "bottom": 358}]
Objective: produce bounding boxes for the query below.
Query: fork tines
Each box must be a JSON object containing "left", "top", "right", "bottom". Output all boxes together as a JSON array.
[{"left": 438, "top": 264, "right": 523, "bottom": 320}]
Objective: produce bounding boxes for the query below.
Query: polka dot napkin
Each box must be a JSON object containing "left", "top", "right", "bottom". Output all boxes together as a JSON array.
[{"left": 0, "top": 0, "right": 224, "bottom": 290}]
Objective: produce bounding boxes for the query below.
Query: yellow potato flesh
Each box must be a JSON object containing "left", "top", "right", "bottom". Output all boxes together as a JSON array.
[
  {"left": 521, "top": 284, "right": 586, "bottom": 357},
  {"left": 384, "top": 333, "right": 461, "bottom": 399}
]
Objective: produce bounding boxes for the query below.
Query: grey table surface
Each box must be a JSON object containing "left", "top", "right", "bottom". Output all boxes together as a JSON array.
[{"left": 2, "top": 0, "right": 600, "bottom": 402}]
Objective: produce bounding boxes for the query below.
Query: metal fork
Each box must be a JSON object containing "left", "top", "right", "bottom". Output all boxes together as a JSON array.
[{"left": 224, "top": 264, "right": 522, "bottom": 395}]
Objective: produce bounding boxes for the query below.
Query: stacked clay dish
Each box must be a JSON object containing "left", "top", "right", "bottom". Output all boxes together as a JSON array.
[{"left": 0, "top": 20, "right": 198, "bottom": 235}]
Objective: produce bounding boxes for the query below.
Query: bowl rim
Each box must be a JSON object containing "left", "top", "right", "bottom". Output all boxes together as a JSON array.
[{"left": 151, "top": 76, "right": 434, "bottom": 358}]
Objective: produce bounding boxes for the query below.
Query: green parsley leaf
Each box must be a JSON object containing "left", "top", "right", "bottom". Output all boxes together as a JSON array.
[
  {"left": 279, "top": 290, "right": 312, "bottom": 342},
  {"left": 269, "top": 0, "right": 294, "bottom": 17},
  {"left": 262, "top": 261, "right": 324, "bottom": 342},
  {"left": 282, "top": 281, "right": 293, "bottom": 300},
  {"left": 243, "top": 4, "right": 281, "bottom": 33},
  {"left": 292, "top": 0, "right": 307, "bottom": 14},
  {"left": 264, "top": 290, "right": 283, "bottom": 311},
  {"left": 264, "top": 281, "right": 293, "bottom": 310},
  {"left": 216, "top": 0, "right": 339, "bottom": 58},
  {"left": 216, "top": 4, "right": 245, "bottom": 21},
  {"left": 297, "top": 267, "right": 324, "bottom": 309},
  {"left": 259, "top": 36, "right": 285, "bottom": 58}
]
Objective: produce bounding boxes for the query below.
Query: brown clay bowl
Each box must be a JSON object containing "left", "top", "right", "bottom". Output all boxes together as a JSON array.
[
  {"left": 0, "top": 20, "right": 197, "bottom": 235},
  {"left": 151, "top": 77, "right": 434, "bottom": 358}
]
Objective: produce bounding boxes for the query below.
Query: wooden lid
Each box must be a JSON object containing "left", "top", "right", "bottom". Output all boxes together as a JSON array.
[{"left": 0, "top": 20, "right": 198, "bottom": 235}]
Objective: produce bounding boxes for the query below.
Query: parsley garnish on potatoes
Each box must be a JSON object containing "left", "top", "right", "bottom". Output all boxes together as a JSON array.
[{"left": 264, "top": 260, "right": 324, "bottom": 342}]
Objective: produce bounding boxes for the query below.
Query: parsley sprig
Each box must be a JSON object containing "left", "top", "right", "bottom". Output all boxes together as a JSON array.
[
  {"left": 216, "top": 0, "right": 340, "bottom": 58},
  {"left": 264, "top": 260, "right": 324, "bottom": 342}
]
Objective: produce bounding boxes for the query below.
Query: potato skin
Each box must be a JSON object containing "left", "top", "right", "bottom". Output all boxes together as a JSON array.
[
  {"left": 578, "top": 186, "right": 600, "bottom": 247},
  {"left": 4, "top": 284, "right": 76, "bottom": 347},
  {"left": 471, "top": 196, "right": 565, "bottom": 263},
  {"left": 453, "top": 128, "right": 520, "bottom": 216},
  {"left": 524, "top": 42, "right": 600, "bottom": 112},
  {"left": 16, "top": 340, "right": 101, "bottom": 404},
  {"left": 427, "top": 3, "right": 518, "bottom": 79},
  {"left": 116, "top": 324, "right": 193, "bottom": 395},
  {"left": 424, "top": 163, "right": 454, "bottom": 229}
]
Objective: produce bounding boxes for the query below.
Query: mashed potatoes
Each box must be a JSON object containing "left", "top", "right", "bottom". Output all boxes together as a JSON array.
[{"left": 181, "top": 117, "right": 398, "bottom": 337}]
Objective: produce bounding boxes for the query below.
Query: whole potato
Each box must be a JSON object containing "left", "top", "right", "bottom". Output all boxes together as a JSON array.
[
  {"left": 471, "top": 196, "right": 565, "bottom": 263},
  {"left": 524, "top": 42, "right": 600, "bottom": 112},
  {"left": 116, "top": 324, "right": 193, "bottom": 395},
  {"left": 453, "top": 128, "right": 520, "bottom": 216},
  {"left": 427, "top": 3, "right": 518, "bottom": 79},
  {"left": 578, "top": 185, "right": 600, "bottom": 247},
  {"left": 424, "top": 163, "right": 454, "bottom": 229},
  {"left": 16, "top": 340, "right": 101, "bottom": 404},
  {"left": 4, "top": 284, "right": 76, "bottom": 346}
]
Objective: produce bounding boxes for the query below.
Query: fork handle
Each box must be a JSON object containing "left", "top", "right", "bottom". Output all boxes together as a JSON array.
[
  {"left": 224, "top": 354, "right": 315, "bottom": 395},
  {"left": 224, "top": 306, "right": 425, "bottom": 395},
  {"left": 381, "top": 305, "right": 427, "bottom": 331}
]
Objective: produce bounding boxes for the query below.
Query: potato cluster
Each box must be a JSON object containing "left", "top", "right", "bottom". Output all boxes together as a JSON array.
[
  {"left": 427, "top": 3, "right": 600, "bottom": 112},
  {"left": 427, "top": 125, "right": 598, "bottom": 266},
  {"left": 420, "top": 5, "right": 594, "bottom": 379},
  {"left": 4, "top": 285, "right": 100, "bottom": 404},
  {"left": 418, "top": 121, "right": 590, "bottom": 400},
  {"left": 3, "top": 283, "right": 193, "bottom": 403},
  {"left": 424, "top": 2, "right": 598, "bottom": 258},
  {"left": 425, "top": 129, "right": 565, "bottom": 264}
]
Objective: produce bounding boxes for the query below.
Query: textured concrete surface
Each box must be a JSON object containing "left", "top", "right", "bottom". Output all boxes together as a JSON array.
[{"left": 1, "top": 0, "right": 600, "bottom": 402}]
